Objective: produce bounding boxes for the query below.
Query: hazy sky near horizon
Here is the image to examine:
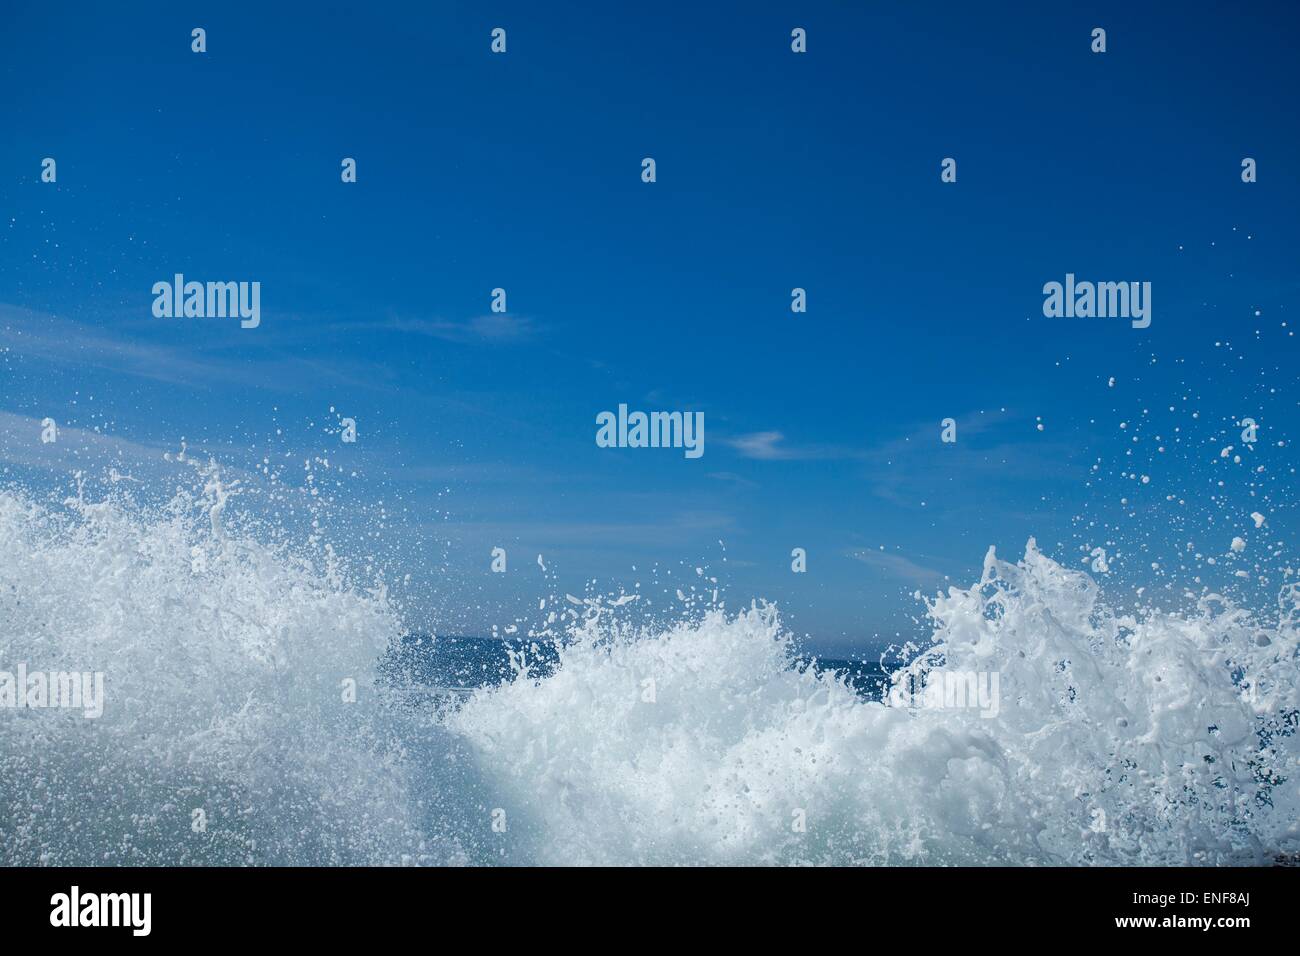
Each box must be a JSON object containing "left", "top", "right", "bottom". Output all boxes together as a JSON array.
[{"left": 2, "top": 2, "right": 1299, "bottom": 652}]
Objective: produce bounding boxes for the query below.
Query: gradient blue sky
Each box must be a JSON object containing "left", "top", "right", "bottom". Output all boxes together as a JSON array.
[{"left": 2, "top": 2, "right": 1298, "bottom": 652}]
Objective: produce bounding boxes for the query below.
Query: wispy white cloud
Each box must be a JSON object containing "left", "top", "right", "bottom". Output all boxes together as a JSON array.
[
  {"left": 722, "top": 412, "right": 1078, "bottom": 519},
  {"left": 0, "top": 303, "right": 394, "bottom": 392},
  {"left": 846, "top": 548, "right": 948, "bottom": 588},
  {"left": 705, "top": 470, "right": 758, "bottom": 488},
  {"left": 355, "top": 314, "right": 536, "bottom": 344},
  {"left": 0, "top": 410, "right": 177, "bottom": 476},
  {"left": 858, "top": 410, "right": 1080, "bottom": 507},
  {"left": 723, "top": 431, "right": 857, "bottom": 461},
  {"left": 0, "top": 411, "right": 326, "bottom": 500},
  {"left": 425, "top": 509, "right": 735, "bottom": 548},
  {"left": 726, "top": 431, "right": 788, "bottom": 459}
]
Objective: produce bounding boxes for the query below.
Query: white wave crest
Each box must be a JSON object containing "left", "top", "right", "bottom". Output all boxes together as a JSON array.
[
  {"left": 3, "top": 475, "right": 1295, "bottom": 866},
  {"left": 450, "top": 540, "right": 1299, "bottom": 865},
  {"left": 0, "top": 481, "right": 426, "bottom": 865}
]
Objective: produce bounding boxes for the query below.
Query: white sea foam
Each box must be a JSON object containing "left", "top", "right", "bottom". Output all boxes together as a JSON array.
[
  {"left": 450, "top": 540, "right": 1300, "bottom": 865},
  {"left": 2, "top": 476, "right": 1296, "bottom": 866},
  {"left": 0, "top": 477, "right": 428, "bottom": 865}
]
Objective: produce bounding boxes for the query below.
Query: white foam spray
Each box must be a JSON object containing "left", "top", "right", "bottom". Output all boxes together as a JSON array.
[{"left": 2, "top": 476, "right": 1296, "bottom": 865}]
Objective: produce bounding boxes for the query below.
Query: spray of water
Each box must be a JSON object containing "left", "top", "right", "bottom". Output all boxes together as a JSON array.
[
  {"left": 450, "top": 540, "right": 1299, "bottom": 865},
  {"left": 2, "top": 468, "right": 1296, "bottom": 865}
]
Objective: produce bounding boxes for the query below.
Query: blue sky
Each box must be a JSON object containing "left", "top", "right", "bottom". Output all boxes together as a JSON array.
[{"left": 2, "top": 2, "right": 1298, "bottom": 652}]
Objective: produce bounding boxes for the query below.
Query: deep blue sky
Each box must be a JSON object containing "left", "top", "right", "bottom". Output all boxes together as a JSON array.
[{"left": 2, "top": 2, "right": 1298, "bottom": 652}]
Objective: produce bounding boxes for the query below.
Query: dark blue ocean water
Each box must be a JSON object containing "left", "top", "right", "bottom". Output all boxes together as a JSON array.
[{"left": 378, "top": 633, "right": 890, "bottom": 699}]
